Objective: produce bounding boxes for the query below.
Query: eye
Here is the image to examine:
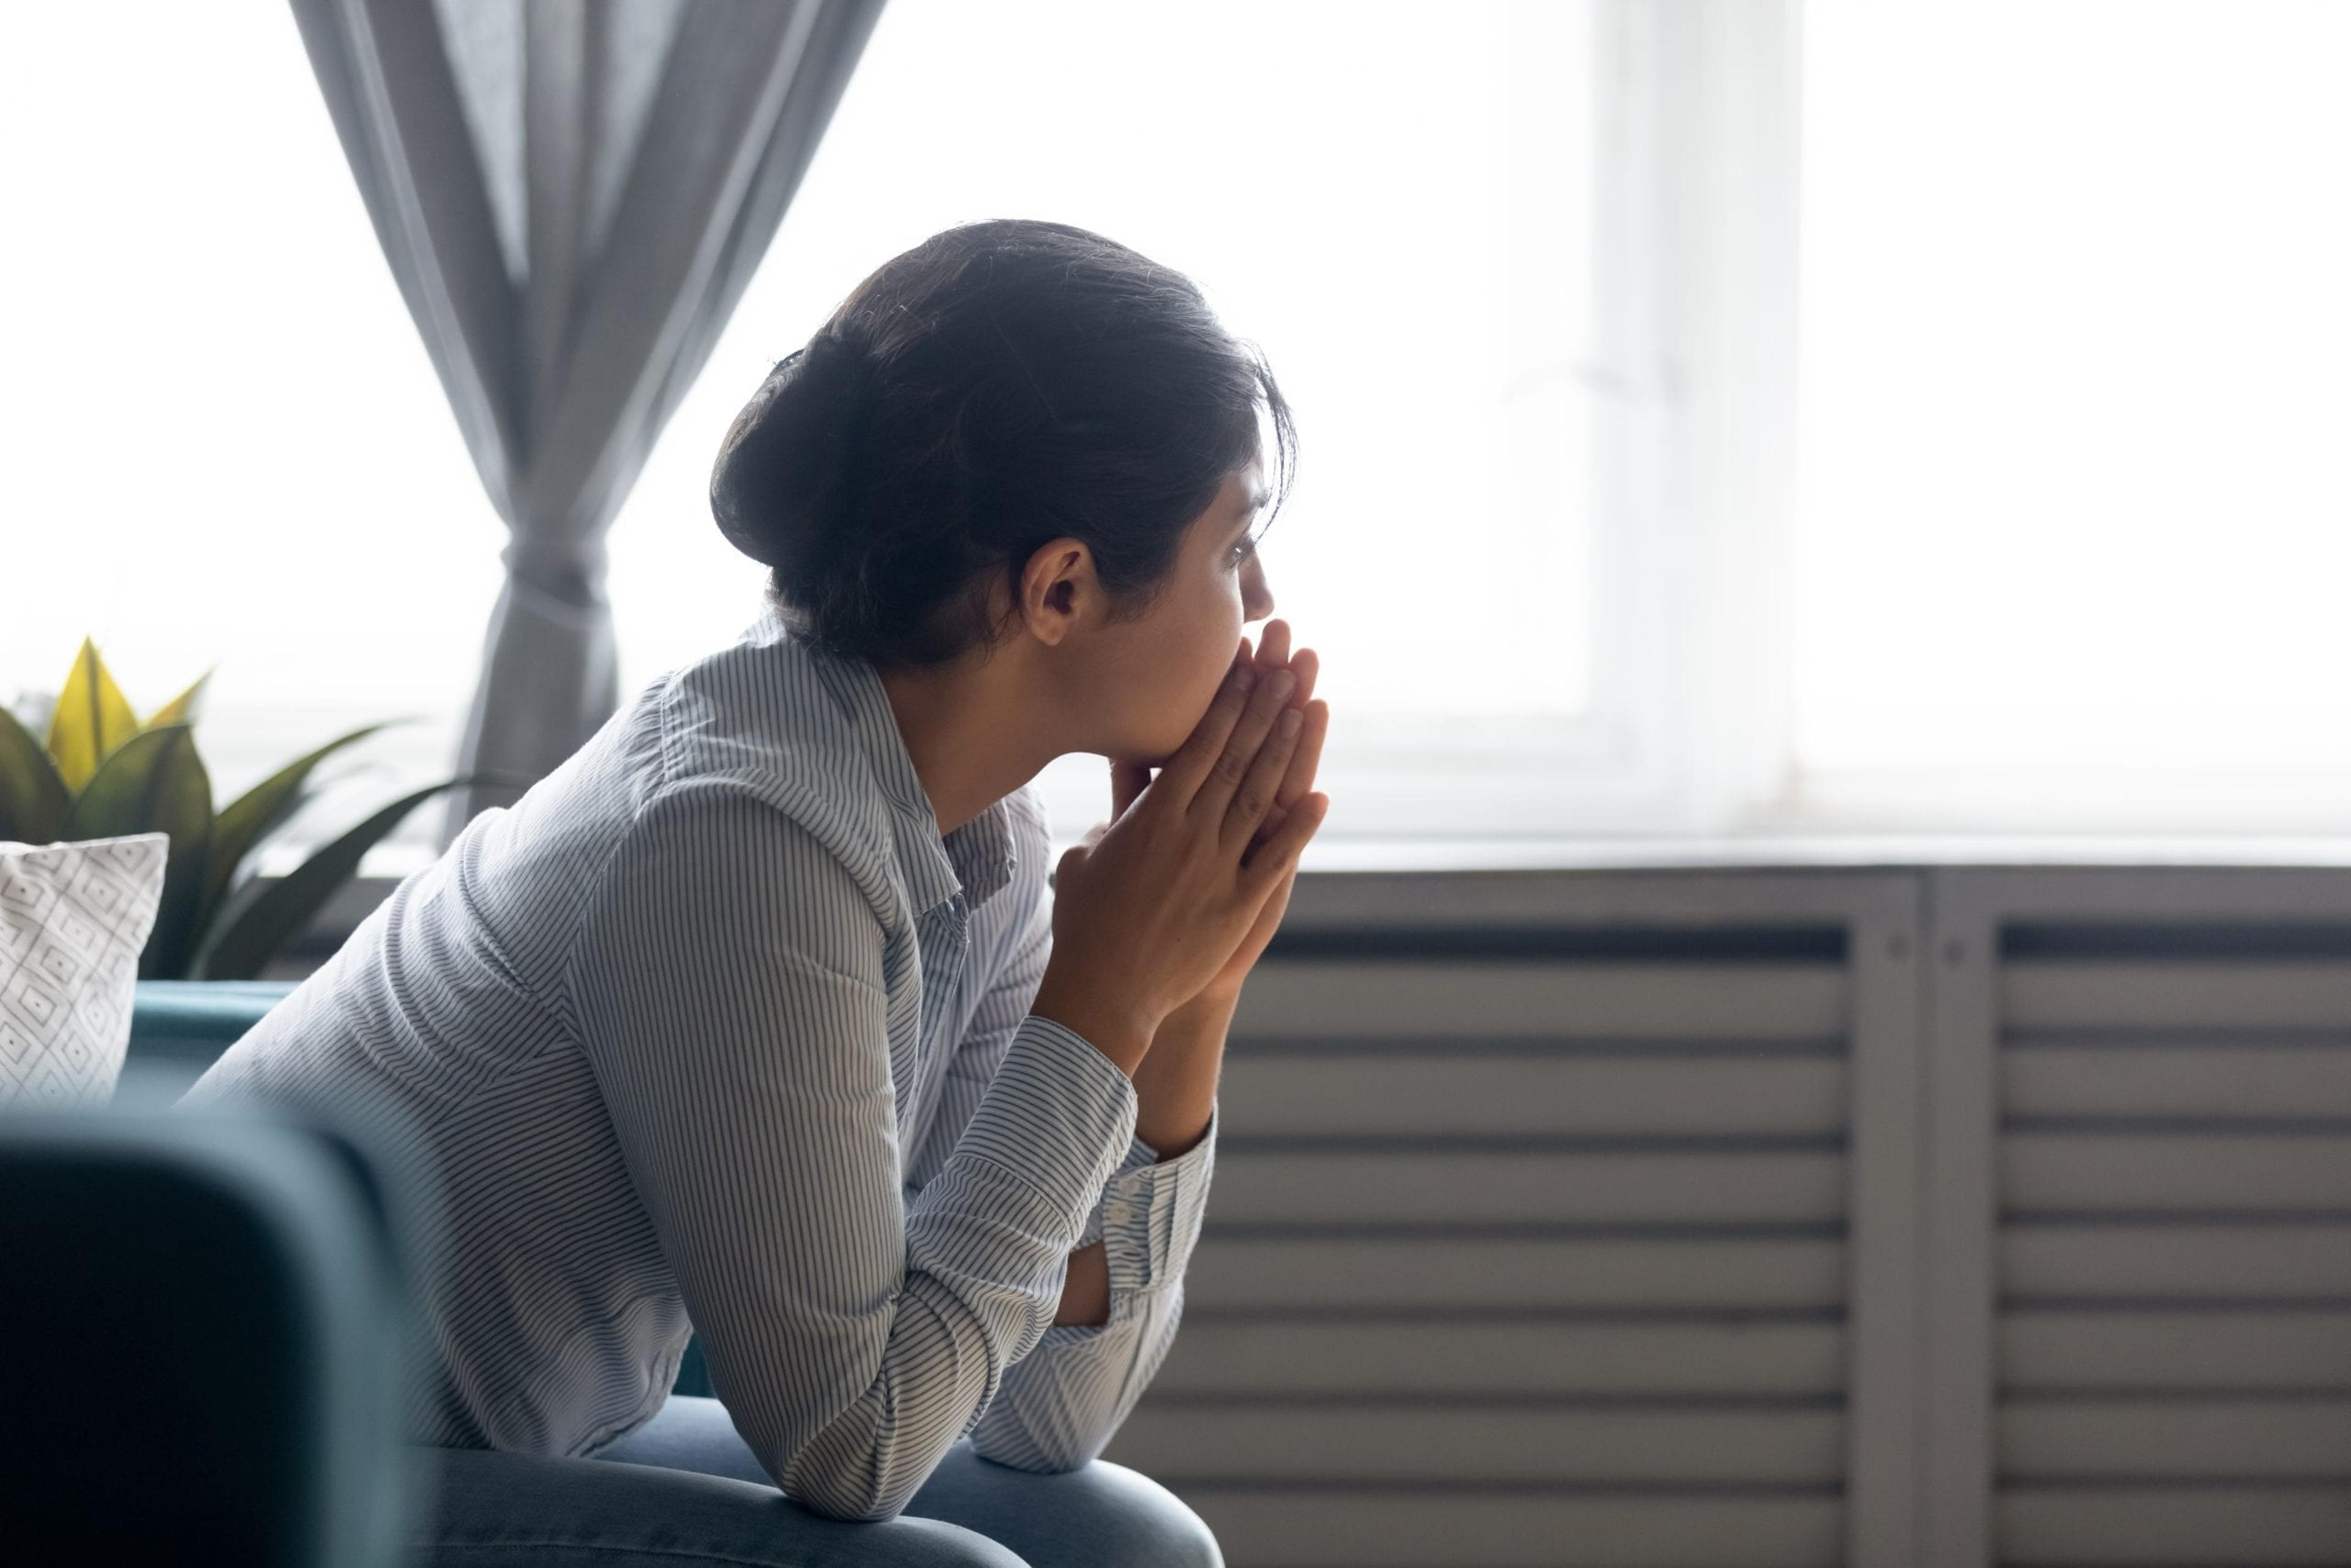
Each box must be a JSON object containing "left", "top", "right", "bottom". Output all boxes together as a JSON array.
[{"left": 1229, "top": 532, "right": 1259, "bottom": 566}]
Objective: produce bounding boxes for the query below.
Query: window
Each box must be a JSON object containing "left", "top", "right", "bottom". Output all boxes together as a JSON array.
[
  {"left": 613, "top": 0, "right": 1692, "bottom": 842},
  {"left": 2, "top": 2, "right": 499, "bottom": 856},
  {"left": 17, "top": 1, "right": 2341, "bottom": 863},
  {"left": 1790, "top": 0, "right": 2351, "bottom": 831}
]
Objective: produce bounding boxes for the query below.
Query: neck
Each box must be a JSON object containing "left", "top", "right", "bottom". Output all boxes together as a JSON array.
[{"left": 876, "top": 651, "right": 1059, "bottom": 838}]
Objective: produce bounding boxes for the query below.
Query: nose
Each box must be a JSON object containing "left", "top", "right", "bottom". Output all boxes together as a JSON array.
[{"left": 1241, "top": 552, "right": 1275, "bottom": 623}]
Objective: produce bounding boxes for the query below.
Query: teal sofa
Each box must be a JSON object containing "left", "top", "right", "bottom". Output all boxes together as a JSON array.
[{"left": 127, "top": 981, "right": 715, "bottom": 1398}]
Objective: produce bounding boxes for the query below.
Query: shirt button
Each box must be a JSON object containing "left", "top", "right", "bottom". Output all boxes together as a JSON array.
[{"left": 1104, "top": 1201, "right": 1133, "bottom": 1226}]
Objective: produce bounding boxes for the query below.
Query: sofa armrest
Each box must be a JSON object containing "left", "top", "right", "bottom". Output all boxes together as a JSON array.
[{"left": 130, "top": 980, "right": 298, "bottom": 1090}]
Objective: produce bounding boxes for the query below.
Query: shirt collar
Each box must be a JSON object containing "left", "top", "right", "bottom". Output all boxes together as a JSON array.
[{"left": 756, "top": 603, "right": 1018, "bottom": 917}]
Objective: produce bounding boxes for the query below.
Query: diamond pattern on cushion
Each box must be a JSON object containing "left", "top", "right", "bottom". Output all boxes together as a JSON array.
[{"left": 0, "top": 834, "right": 167, "bottom": 1108}]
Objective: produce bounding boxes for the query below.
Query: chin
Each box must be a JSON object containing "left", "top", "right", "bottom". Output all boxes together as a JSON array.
[{"left": 1114, "top": 724, "right": 1194, "bottom": 771}]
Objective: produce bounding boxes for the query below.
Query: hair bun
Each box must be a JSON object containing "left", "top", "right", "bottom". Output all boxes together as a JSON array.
[{"left": 710, "top": 331, "right": 879, "bottom": 574}]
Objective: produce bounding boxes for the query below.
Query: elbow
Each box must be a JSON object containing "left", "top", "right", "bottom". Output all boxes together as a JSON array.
[
  {"left": 781, "top": 1451, "right": 928, "bottom": 1524},
  {"left": 775, "top": 1425, "right": 938, "bottom": 1524},
  {"left": 968, "top": 1400, "right": 1114, "bottom": 1475},
  {"left": 975, "top": 1439, "right": 1100, "bottom": 1476}
]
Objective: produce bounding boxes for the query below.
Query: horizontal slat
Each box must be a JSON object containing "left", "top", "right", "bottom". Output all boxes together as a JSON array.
[
  {"left": 1997, "top": 1486, "right": 2351, "bottom": 1564},
  {"left": 1151, "top": 1321, "right": 1846, "bottom": 1398},
  {"left": 2002, "top": 1397, "right": 2351, "bottom": 1479},
  {"left": 1187, "top": 1238, "right": 1847, "bottom": 1311},
  {"left": 1183, "top": 1491, "right": 1843, "bottom": 1568},
  {"left": 2006, "top": 961, "right": 2351, "bottom": 1030},
  {"left": 1108, "top": 1406, "right": 1843, "bottom": 1485},
  {"left": 1220, "top": 1054, "right": 1847, "bottom": 1136},
  {"left": 1233, "top": 961, "right": 1847, "bottom": 1040},
  {"left": 1213, "top": 1152, "right": 1846, "bottom": 1226},
  {"left": 2004, "top": 1225, "right": 2351, "bottom": 1300},
  {"left": 2004, "top": 1135, "right": 2351, "bottom": 1210},
  {"left": 2003, "top": 1310, "right": 2351, "bottom": 1392},
  {"left": 2008, "top": 1046, "right": 2351, "bottom": 1120}
]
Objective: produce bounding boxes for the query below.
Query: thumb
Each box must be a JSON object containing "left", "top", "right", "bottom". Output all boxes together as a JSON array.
[{"left": 1110, "top": 757, "right": 1152, "bottom": 817}]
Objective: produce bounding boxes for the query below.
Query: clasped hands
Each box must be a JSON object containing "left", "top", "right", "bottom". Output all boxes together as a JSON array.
[{"left": 1032, "top": 620, "right": 1330, "bottom": 1074}]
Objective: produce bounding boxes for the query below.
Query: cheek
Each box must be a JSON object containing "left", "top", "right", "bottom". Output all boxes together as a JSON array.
[
  {"left": 1196, "top": 590, "right": 1248, "bottom": 700},
  {"left": 1189, "top": 575, "right": 1245, "bottom": 678},
  {"left": 1137, "top": 580, "right": 1243, "bottom": 748}
]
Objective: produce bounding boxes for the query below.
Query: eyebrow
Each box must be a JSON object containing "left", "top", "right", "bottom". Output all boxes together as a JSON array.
[{"left": 1234, "top": 486, "right": 1269, "bottom": 520}]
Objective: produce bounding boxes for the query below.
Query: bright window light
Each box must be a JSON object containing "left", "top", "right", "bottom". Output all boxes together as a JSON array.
[
  {"left": 1, "top": 2, "right": 498, "bottom": 822},
  {"left": 612, "top": 0, "right": 1604, "bottom": 837},
  {"left": 1793, "top": 1, "right": 2351, "bottom": 806},
  {"left": 6, "top": 1, "right": 1605, "bottom": 853}
]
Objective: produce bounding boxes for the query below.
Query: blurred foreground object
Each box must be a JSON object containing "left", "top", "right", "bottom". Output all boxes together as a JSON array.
[{"left": 0, "top": 1097, "right": 419, "bottom": 1567}]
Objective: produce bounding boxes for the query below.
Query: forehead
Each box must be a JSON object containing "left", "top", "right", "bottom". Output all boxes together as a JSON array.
[
  {"left": 1224, "top": 459, "right": 1269, "bottom": 515},
  {"left": 1183, "top": 468, "right": 1264, "bottom": 555}
]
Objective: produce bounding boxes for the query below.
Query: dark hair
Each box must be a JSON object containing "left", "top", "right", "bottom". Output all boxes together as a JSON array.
[{"left": 710, "top": 218, "right": 1296, "bottom": 669}]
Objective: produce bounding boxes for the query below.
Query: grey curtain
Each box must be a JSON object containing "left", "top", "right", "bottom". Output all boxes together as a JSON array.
[{"left": 288, "top": 0, "right": 889, "bottom": 843}]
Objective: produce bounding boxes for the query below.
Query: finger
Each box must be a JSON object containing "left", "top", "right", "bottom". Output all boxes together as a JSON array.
[
  {"left": 1241, "top": 790, "right": 1328, "bottom": 901},
  {"left": 1273, "top": 697, "right": 1330, "bottom": 815},
  {"left": 1223, "top": 700, "right": 1307, "bottom": 850},
  {"left": 1251, "top": 857, "right": 1302, "bottom": 927},
  {"left": 1110, "top": 758, "right": 1152, "bottom": 817},
  {"left": 1156, "top": 660, "right": 1259, "bottom": 803},
  {"left": 1253, "top": 618, "right": 1291, "bottom": 675},
  {"left": 1193, "top": 663, "right": 1297, "bottom": 823},
  {"left": 1283, "top": 646, "right": 1319, "bottom": 711}
]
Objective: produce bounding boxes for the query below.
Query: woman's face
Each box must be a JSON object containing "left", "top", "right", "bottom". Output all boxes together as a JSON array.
[{"left": 1078, "top": 461, "right": 1277, "bottom": 768}]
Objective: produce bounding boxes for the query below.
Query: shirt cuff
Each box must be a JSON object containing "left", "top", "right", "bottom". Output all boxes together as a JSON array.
[
  {"left": 1074, "top": 1134, "right": 1165, "bottom": 1248},
  {"left": 942, "top": 1013, "right": 1139, "bottom": 1223},
  {"left": 1090, "top": 1102, "right": 1217, "bottom": 1300}
]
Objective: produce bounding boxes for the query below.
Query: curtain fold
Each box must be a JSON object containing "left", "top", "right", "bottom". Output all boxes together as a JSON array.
[{"left": 287, "top": 0, "right": 889, "bottom": 843}]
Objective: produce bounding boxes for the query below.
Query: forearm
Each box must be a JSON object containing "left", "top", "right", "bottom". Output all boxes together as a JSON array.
[
  {"left": 1049, "top": 991, "right": 1231, "bottom": 1326},
  {"left": 772, "top": 1016, "right": 1139, "bottom": 1519},
  {"left": 981, "top": 1102, "right": 1220, "bottom": 1470},
  {"left": 1129, "top": 989, "right": 1235, "bottom": 1157}
]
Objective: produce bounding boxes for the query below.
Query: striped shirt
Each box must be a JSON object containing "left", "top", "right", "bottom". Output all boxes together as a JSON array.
[{"left": 182, "top": 603, "right": 1217, "bottom": 1521}]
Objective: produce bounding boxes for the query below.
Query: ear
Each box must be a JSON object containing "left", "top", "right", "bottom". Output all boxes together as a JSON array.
[{"left": 1016, "top": 536, "right": 1099, "bottom": 647}]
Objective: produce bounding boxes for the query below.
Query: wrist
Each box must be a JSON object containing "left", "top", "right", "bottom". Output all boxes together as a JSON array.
[
  {"left": 1175, "top": 982, "right": 1243, "bottom": 1019},
  {"left": 1131, "top": 992, "right": 1231, "bottom": 1157},
  {"left": 1032, "top": 965, "right": 1160, "bottom": 1075}
]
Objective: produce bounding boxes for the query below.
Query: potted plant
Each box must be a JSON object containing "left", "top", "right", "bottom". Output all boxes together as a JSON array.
[{"left": 1, "top": 639, "right": 501, "bottom": 981}]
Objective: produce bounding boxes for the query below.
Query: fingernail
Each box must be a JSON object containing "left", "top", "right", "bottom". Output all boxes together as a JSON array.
[
  {"left": 1269, "top": 669, "right": 1295, "bottom": 699},
  {"left": 1278, "top": 708, "right": 1302, "bottom": 736},
  {"left": 1233, "top": 665, "right": 1256, "bottom": 690}
]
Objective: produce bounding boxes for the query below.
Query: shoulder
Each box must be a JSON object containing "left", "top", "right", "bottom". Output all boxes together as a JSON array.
[{"left": 640, "top": 617, "right": 899, "bottom": 910}]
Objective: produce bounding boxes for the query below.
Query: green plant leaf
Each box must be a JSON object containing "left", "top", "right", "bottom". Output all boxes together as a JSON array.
[
  {"left": 0, "top": 703, "right": 71, "bottom": 844},
  {"left": 59, "top": 724, "right": 214, "bottom": 980},
  {"left": 204, "top": 721, "right": 400, "bottom": 917},
  {"left": 47, "top": 637, "right": 141, "bottom": 792},
  {"left": 143, "top": 668, "right": 214, "bottom": 730},
  {"left": 192, "top": 777, "right": 467, "bottom": 982}
]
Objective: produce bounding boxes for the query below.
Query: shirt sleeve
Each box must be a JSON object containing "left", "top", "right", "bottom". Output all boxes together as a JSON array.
[
  {"left": 564, "top": 786, "right": 1139, "bottom": 1521},
  {"left": 913, "top": 860, "right": 1218, "bottom": 1471}
]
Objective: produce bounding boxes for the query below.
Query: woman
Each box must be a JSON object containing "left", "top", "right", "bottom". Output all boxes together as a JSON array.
[{"left": 186, "top": 218, "right": 1330, "bottom": 1567}]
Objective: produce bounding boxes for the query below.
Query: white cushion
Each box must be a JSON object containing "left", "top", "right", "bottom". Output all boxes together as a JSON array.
[{"left": 0, "top": 833, "right": 168, "bottom": 1107}]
